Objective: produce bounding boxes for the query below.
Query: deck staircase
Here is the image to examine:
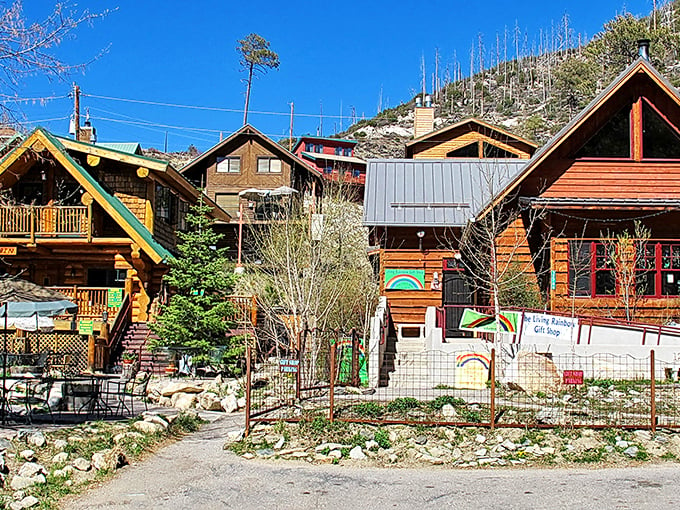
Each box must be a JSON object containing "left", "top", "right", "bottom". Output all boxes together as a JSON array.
[{"left": 119, "top": 322, "right": 171, "bottom": 375}]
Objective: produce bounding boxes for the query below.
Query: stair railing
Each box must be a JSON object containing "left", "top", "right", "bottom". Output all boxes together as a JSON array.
[{"left": 107, "top": 293, "right": 132, "bottom": 353}]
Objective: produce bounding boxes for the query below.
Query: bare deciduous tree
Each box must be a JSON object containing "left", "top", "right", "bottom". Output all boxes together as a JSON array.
[{"left": 0, "top": 2, "right": 110, "bottom": 95}]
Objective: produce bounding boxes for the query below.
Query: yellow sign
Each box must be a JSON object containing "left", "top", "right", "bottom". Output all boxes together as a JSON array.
[{"left": 0, "top": 247, "right": 17, "bottom": 256}]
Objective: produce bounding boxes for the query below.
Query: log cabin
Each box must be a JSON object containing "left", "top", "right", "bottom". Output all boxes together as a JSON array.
[{"left": 0, "top": 127, "right": 230, "bottom": 368}]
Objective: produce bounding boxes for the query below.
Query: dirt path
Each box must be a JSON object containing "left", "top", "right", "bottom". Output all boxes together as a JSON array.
[{"left": 67, "top": 415, "right": 680, "bottom": 510}]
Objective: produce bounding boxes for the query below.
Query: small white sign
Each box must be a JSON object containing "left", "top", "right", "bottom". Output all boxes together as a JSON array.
[{"left": 522, "top": 312, "right": 578, "bottom": 341}]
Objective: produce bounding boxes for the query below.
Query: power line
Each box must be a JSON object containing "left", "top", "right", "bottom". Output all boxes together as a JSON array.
[
  {"left": 0, "top": 94, "right": 68, "bottom": 104},
  {"left": 82, "top": 92, "right": 352, "bottom": 120}
]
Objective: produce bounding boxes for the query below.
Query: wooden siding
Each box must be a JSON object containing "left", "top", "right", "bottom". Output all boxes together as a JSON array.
[
  {"left": 204, "top": 138, "right": 291, "bottom": 201},
  {"left": 412, "top": 130, "right": 531, "bottom": 159},
  {"left": 414, "top": 107, "right": 435, "bottom": 139},
  {"left": 381, "top": 249, "right": 455, "bottom": 325},
  {"left": 495, "top": 218, "right": 534, "bottom": 268},
  {"left": 550, "top": 238, "right": 680, "bottom": 323},
  {"left": 99, "top": 164, "right": 148, "bottom": 224},
  {"left": 543, "top": 161, "right": 680, "bottom": 199}
]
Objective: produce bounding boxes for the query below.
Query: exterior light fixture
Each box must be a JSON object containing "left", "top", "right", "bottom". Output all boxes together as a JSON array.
[{"left": 416, "top": 230, "right": 425, "bottom": 251}]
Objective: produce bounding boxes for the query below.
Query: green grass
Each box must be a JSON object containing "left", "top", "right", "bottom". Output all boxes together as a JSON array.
[
  {"left": 352, "top": 402, "right": 385, "bottom": 419},
  {"left": 386, "top": 398, "right": 421, "bottom": 414},
  {"left": 374, "top": 428, "right": 391, "bottom": 449}
]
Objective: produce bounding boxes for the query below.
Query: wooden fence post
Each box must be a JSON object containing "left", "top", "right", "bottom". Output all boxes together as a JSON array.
[
  {"left": 651, "top": 349, "right": 656, "bottom": 433},
  {"left": 490, "top": 348, "right": 496, "bottom": 430},
  {"left": 245, "top": 342, "right": 252, "bottom": 438},
  {"left": 329, "top": 333, "right": 336, "bottom": 422}
]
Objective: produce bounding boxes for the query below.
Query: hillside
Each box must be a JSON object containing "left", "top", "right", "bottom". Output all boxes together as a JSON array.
[{"left": 342, "top": 3, "right": 680, "bottom": 159}]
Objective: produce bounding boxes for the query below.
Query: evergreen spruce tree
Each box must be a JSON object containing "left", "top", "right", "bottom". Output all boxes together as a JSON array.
[{"left": 151, "top": 200, "right": 242, "bottom": 372}]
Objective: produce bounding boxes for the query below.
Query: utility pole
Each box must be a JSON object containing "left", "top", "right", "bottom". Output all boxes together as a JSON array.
[
  {"left": 72, "top": 83, "right": 80, "bottom": 140},
  {"left": 289, "top": 102, "right": 294, "bottom": 150},
  {"left": 319, "top": 101, "right": 323, "bottom": 137},
  {"left": 164, "top": 131, "right": 168, "bottom": 153}
]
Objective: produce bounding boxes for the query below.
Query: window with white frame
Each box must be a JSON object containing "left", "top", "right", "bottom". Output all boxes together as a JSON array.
[
  {"left": 216, "top": 156, "right": 240, "bottom": 173},
  {"left": 257, "top": 157, "right": 282, "bottom": 173}
]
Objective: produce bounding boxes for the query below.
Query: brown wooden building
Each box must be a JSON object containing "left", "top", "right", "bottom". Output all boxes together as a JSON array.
[
  {"left": 0, "top": 127, "right": 229, "bottom": 326},
  {"left": 181, "top": 124, "right": 323, "bottom": 259},
  {"left": 406, "top": 116, "right": 537, "bottom": 160},
  {"left": 181, "top": 124, "right": 322, "bottom": 219},
  {"left": 366, "top": 51, "right": 680, "bottom": 340},
  {"left": 484, "top": 55, "right": 680, "bottom": 323}
]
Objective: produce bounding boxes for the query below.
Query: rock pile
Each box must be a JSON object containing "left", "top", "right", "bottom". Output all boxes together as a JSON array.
[
  {"left": 229, "top": 421, "right": 680, "bottom": 469},
  {"left": 146, "top": 376, "right": 246, "bottom": 413}
]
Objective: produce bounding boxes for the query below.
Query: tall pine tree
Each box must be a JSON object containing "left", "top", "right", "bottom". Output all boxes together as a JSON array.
[{"left": 151, "top": 200, "right": 242, "bottom": 370}]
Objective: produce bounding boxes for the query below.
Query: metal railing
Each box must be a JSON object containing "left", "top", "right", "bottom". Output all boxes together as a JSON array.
[{"left": 0, "top": 205, "right": 90, "bottom": 241}]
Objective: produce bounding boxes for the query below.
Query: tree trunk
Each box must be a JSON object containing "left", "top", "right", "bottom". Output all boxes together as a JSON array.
[{"left": 243, "top": 63, "right": 254, "bottom": 125}]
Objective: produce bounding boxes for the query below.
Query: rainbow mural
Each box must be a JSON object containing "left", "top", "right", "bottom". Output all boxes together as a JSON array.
[
  {"left": 458, "top": 308, "right": 519, "bottom": 334},
  {"left": 384, "top": 269, "right": 425, "bottom": 290},
  {"left": 455, "top": 352, "right": 490, "bottom": 370}
]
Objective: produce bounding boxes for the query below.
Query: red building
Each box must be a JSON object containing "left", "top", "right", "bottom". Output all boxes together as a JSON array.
[{"left": 292, "top": 136, "right": 366, "bottom": 193}]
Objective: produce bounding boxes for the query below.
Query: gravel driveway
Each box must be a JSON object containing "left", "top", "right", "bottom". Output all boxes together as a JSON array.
[{"left": 67, "top": 414, "right": 680, "bottom": 509}]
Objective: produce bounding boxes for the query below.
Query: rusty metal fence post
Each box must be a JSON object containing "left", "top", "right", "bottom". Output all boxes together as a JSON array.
[
  {"left": 244, "top": 342, "right": 252, "bottom": 438},
  {"left": 490, "top": 348, "right": 496, "bottom": 430},
  {"left": 295, "top": 330, "right": 303, "bottom": 401},
  {"left": 651, "top": 349, "right": 656, "bottom": 433},
  {"left": 329, "top": 332, "right": 337, "bottom": 422}
]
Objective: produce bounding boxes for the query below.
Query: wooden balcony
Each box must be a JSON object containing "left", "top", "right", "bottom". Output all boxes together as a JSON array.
[
  {"left": 50, "top": 286, "right": 123, "bottom": 320},
  {"left": 0, "top": 205, "right": 90, "bottom": 242}
]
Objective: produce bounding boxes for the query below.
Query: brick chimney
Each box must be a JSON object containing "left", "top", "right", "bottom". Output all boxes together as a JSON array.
[
  {"left": 78, "top": 120, "right": 97, "bottom": 143},
  {"left": 414, "top": 94, "right": 434, "bottom": 138}
]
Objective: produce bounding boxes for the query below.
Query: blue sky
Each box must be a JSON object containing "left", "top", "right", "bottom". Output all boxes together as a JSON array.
[{"left": 13, "top": 0, "right": 653, "bottom": 152}]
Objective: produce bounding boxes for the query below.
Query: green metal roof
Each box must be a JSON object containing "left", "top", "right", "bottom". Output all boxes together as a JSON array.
[
  {"left": 41, "top": 130, "right": 173, "bottom": 263},
  {"left": 55, "top": 135, "right": 170, "bottom": 168},
  {"left": 96, "top": 142, "right": 143, "bottom": 155}
]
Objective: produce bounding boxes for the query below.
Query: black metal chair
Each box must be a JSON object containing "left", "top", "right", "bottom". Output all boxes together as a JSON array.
[
  {"left": 109, "top": 372, "right": 150, "bottom": 416},
  {"left": 7, "top": 378, "right": 55, "bottom": 424}
]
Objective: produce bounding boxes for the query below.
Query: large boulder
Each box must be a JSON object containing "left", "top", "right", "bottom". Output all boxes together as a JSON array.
[
  {"left": 504, "top": 352, "right": 562, "bottom": 395},
  {"left": 221, "top": 395, "right": 238, "bottom": 413},
  {"left": 197, "top": 392, "right": 222, "bottom": 411},
  {"left": 160, "top": 382, "right": 204, "bottom": 397},
  {"left": 171, "top": 392, "right": 197, "bottom": 410}
]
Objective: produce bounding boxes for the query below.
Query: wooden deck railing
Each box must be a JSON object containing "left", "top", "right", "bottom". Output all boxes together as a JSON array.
[
  {"left": 0, "top": 205, "right": 90, "bottom": 241},
  {"left": 50, "top": 286, "right": 123, "bottom": 319},
  {"left": 229, "top": 295, "right": 258, "bottom": 326}
]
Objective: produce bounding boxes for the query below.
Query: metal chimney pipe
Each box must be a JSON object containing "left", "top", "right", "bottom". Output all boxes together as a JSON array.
[
  {"left": 424, "top": 95, "right": 432, "bottom": 108},
  {"left": 638, "top": 39, "right": 650, "bottom": 60},
  {"left": 415, "top": 96, "right": 422, "bottom": 108}
]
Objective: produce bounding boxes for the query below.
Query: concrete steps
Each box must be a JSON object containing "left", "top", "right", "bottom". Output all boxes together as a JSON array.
[{"left": 380, "top": 335, "right": 431, "bottom": 388}]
